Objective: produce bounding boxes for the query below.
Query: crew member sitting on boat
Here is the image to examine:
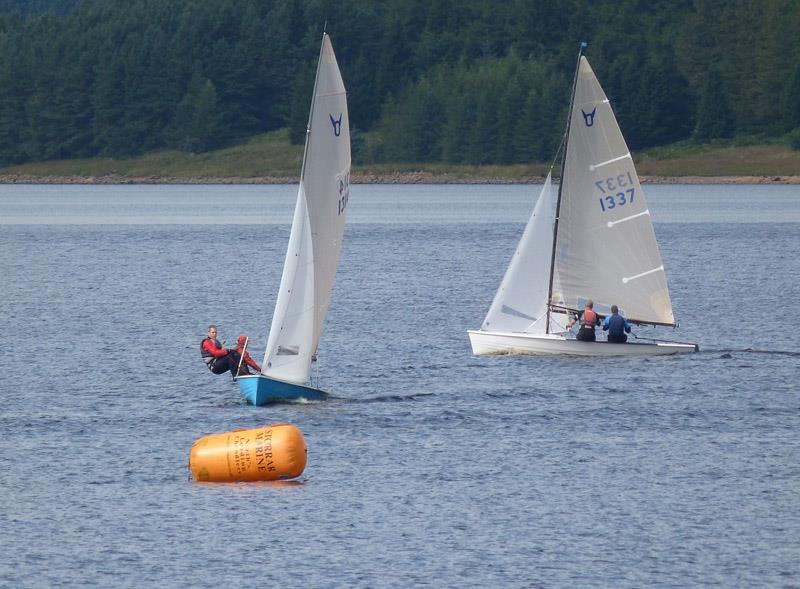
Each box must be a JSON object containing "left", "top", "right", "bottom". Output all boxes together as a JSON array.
[
  {"left": 567, "top": 300, "right": 601, "bottom": 342},
  {"left": 602, "top": 305, "right": 632, "bottom": 343},
  {"left": 234, "top": 335, "right": 261, "bottom": 376},
  {"left": 201, "top": 324, "right": 247, "bottom": 377}
]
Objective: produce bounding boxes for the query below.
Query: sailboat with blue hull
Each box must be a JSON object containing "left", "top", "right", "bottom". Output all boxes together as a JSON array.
[
  {"left": 238, "top": 32, "right": 351, "bottom": 405},
  {"left": 238, "top": 375, "right": 328, "bottom": 405}
]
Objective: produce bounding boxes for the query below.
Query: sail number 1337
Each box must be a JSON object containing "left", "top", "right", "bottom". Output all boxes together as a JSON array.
[{"left": 596, "top": 171, "right": 634, "bottom": 212}]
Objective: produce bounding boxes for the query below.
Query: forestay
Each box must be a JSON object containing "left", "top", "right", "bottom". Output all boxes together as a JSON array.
[
  {"left": 262, "top": 34, "right": 351, "bottom": 383},
  {"left": 482, "top": 173, "right": 557, "bottom": 334},
  {"left": 551, "top": 57, "right": 674, "bottom": 326}
]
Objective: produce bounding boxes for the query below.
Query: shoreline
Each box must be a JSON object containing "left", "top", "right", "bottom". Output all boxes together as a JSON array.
[{"left": 0, "top": 172, "right": 799, "bottom": 185}]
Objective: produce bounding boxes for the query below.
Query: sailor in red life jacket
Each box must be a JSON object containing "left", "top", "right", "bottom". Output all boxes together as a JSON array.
[
  {"left": 567, "top": 299, "right": 601, "bottom": 342},
  {"left": 200, "top": 324, "right": 244, "bottom": 376},
  {"left": 234, "top": 335, "right": 261, "bottom": 376}
]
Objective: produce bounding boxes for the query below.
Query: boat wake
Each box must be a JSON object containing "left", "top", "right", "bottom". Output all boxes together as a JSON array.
[
  {"left": 335, "top": 392, "right": 436, "bottom": 404},
  {"left": 701, "top": 348, "right": 800, "bottom": 357}
]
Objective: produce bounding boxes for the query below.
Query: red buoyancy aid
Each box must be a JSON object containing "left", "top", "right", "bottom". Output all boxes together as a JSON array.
[
  {"left": 580, "top": 308, "right": 598, "bottom": 327},
  {"left": 200, "top": 337, "right": 225, "bottom": 365}
]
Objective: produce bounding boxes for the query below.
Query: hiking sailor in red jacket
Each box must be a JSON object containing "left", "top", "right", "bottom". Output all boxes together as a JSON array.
[
  {"left": 234, "top": 335, "right": 261, "bottom": 375},
  {"left": 201, "top": 324, "right": 245, "bottom": 377}
]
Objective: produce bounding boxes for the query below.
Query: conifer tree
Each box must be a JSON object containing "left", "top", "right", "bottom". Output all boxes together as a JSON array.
[
  {"left": 173, "top": 73, "right": 221, "bottom": 153},
  {"left": 287, "top": 60, "right": 316, "bottom": 145},
  {"left": 784, "top": 63, "right": 800, "bottom": 132},
  {"left": 693, "top": 68, "right": 735, "bottom": 142}
]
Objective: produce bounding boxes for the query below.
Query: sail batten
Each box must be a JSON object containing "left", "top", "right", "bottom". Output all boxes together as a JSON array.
[
  {"left": 622, "top": 265, "right": 664, "bottom": 284},
  {"left": 315, "top": 91, "right": 346, "bottom": 99},
  {"left": 607, "top": 210, "right": 650, "bottom": 228},
  {"left": 589, "top": 153, "right": 631, "bottom": 171}
]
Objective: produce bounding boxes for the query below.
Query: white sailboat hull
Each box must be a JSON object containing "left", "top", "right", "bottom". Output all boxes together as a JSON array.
[{"left": 467, "top": 329, "right": 697, "bottom": 357}]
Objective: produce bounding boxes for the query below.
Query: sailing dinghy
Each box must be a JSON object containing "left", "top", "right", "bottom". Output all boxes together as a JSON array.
[
  {"left": 238, "top": 33, "right": 351, "bottom": 404},
  {"left": 468, "top": 46, "right": 697, "bottom": 357}
]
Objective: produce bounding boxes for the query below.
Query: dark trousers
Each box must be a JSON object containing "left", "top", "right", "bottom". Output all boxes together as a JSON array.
[
  {"left": 576, "top": 327, "right": 596, "bottom": 342},
  {"left": 209, "top": 352, "right": 244, "bottom": 375},
  {"left": 607, "top": 333, "right": 628, "bottom": 343}
]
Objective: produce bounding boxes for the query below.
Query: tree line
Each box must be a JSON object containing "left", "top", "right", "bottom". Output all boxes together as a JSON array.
[{"left": 0, "top": 0, "right": 798, "bottom": 167}]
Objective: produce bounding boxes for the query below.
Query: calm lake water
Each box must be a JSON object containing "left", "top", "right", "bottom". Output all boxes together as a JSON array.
[{"left": 1, "top": 183, "right": 799, "bottom": 588}]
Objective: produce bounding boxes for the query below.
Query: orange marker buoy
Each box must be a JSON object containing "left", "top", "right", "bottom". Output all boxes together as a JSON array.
[{"left": 189, "top": 423, "right": 307, "bottom": 482}]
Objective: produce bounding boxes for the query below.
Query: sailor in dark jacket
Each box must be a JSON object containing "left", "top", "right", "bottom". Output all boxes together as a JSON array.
[{"left": 602, "top": 305, "right": 632, "bottom": 343}]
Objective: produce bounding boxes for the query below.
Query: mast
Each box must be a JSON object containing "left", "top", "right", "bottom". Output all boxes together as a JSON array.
[
  {"left": 298, "top": 32, "right": 328, "bottom": 184},
  {"left": 545, "top": 42, "right": 587, "bottom": 334}
]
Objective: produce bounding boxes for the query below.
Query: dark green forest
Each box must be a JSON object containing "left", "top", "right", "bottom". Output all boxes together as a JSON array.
[{"left": 0, "top": 0, "right": 799, "bottom": 166}]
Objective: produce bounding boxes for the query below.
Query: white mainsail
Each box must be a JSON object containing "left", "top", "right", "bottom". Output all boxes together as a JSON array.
[
  {"left": 551, "top": 56, "right": 674, "bottom": 326},
  {"left": 262, "top": 34, "right": 351, "bottom": 383},
  {"left": 482, "top": 173, "right": 557, "bottom": 334}
]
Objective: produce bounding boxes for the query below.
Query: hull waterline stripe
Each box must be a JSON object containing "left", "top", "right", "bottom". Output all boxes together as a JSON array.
[
  {"left": 622, "top": 265, "right": 664, "bottom": 284},
  {"left": 589, "top": 152, "right": 631, "bottom": 171},
  {"left": 607, "top": 209, "right": 650, "bottom": 228}
]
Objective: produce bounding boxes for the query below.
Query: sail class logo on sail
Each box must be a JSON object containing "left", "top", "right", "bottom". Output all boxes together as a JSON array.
[{"left": 330, "top": 112, "right": 343, "bottom": 136}]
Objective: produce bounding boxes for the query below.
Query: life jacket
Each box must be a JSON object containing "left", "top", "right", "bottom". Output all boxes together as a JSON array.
[
  {"left": 200, "top": 337, "right": 222, "bottom": 367},
  {"left": 580, "top": 308, "right": 597, "bottom": 328}
]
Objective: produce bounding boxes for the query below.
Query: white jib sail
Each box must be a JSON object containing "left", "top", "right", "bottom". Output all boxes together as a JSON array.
[
  {"left": 551, "top": 56, "right": 674, "bottom": 325},
  {"left": 482, "top": 173, "right": 556, "bottom": 334},
  {"left": 263, "top": 34, "right": 351, "bottom": 383}
]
